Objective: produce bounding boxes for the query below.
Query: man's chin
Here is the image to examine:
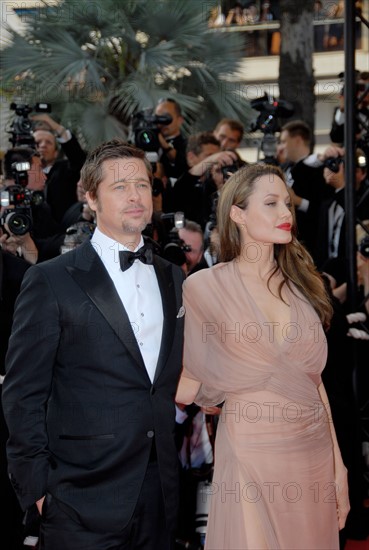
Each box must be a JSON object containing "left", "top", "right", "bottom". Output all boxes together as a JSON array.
[{"left": 122, "top": 221, "right": 149, "bottom": 234}]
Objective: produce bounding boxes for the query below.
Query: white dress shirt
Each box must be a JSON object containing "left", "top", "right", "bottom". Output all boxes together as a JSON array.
[{"left": 91, "top": 228, "right": 163, "bottom": 382}]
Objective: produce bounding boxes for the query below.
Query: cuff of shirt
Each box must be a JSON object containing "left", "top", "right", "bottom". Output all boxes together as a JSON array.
[
  {"left": 334, "top": 110, "right": 345, "bottom": 126},
  {"left": 56, "top": 129, "right": 72, "bottom": 143},
  {"left": 175, "top": 406, "right": 188, "bottom": 424},
  {"left": 298, "top": 198, "right": 309, "bottom": 213}
]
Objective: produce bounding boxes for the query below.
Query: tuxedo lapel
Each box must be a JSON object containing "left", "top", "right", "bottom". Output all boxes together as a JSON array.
[
  {"left": 153, "top": 256, "right": 177, "bottom": 383},
  {"left": 66, "top": 242, "right": 147, "bottom": 374}
]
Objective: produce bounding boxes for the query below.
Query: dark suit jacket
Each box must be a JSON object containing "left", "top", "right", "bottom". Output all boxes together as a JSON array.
[
  {"left": 45, "top": 135, "right": 87, "bottom": 223},
  {"left": 315, "top": 182, "right": 369, "bottom": 269},
  {"left": 315, "top": 189, "right": 346, "bottom": 269},
  {"left": 287, "top": 160, "right": 334, "bottom": 257},
  {"left": 2, "top": 240, "right": 185, "bottom": 533},
  {"left": 0, "top": 252, "right": 31, "bottom": 374}
]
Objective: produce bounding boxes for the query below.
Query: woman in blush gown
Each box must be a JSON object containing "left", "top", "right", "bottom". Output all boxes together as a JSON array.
[{"left": 176, "top": 164, "right": 350, "bottom": 550}]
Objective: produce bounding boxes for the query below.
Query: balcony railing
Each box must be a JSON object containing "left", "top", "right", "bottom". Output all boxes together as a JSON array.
[{"left": 208, "top": 18, "right": 363, "bottom": 57}]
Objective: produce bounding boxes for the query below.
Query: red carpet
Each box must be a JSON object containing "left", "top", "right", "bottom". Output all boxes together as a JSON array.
[{"left": 346, "top": 538, "right": 369, "bottom": 550}]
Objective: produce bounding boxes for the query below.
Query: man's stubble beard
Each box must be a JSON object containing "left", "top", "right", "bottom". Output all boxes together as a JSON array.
[{"left": 121, "top": 220, "right": 149, "bottom": 234}]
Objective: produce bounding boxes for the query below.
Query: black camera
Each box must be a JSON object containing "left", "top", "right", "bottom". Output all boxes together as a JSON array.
[
  {"left": 160, "top": 212, "right": 190, "bottom": 266},
  {"left": 250, "top": 93, "right": 294, "bottom": 164},
  {"left": 250, "top": 93, "right": 294, "bottom": 134},
  {"left": 131, "top": 109, "right": 172, "bottom": 152},
  {"left": 359, "top": 235, "right": 369, "bottom": 258},
  {"left": 323, "top": 156, "right": 344, "bottom": 173},
  {"left": 221, "top": 160, "right": 244, "bottom": 181},
  {"left": 0, "top": 163, "right": 44, "bottom": 236},
  {"left": 7, "top": 102, "right": 51, "bottom": 147},
  {"left": 0, "top": 186, "right": 33, "bottom": 236}
]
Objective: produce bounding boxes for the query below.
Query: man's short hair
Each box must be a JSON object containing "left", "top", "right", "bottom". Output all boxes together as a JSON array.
[
  {"left": 184, "top": 220, "right": 203, "bottom": 236},
  {"left": 80, "top": 139, "right": 153, "bottom": 199},
  {"left": 281, "top": 120, "right": 311, "bottom": 146},
  {"left": 214, "top": 118, "right": 244, "bottom": 141},
  {"left": 3, "top": 147, "right": 39, "bottom": 180},
  {"left": 33, "top": 128, "right": 58, "bottom": 144},
  {"left": 157, "top": 98, "right": 183, "bottom": 117},
  {"left": 186, "top": 132, "right": 220, "bottom": 157}
]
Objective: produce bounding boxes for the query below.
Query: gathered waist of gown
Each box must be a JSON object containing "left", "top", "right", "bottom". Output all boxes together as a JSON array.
[{"left": 218, "top": 391, "right": 333, "bottom": 454}]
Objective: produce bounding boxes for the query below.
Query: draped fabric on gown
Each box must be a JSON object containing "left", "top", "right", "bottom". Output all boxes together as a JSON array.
[{"left": 182, "top": 261, "right": 339, "bottom": 550}]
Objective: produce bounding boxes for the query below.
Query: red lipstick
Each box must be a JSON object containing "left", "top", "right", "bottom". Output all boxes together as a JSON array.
[{"left": 276, "top": 223, "right": 292, "bottom": 231}]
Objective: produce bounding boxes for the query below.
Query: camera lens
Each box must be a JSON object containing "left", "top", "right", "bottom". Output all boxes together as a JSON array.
[
  {"left": 5, "top": 212, "right": 31, "bottom": 236},
  {"left": 323, "top": 157, "right": 343, "bottom": 173},
  {"left": 135, "top": 129, "right": 159, "bottom": 151}
]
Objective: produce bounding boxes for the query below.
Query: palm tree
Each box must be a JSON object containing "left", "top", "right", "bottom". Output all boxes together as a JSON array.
[{"left": 1, "top": 0, "right": 251, "bottom": 148}]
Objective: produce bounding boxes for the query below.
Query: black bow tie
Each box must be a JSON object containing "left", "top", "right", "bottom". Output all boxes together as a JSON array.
[{"left": 119, "top": 245, "right": 154, "bottom": 272}]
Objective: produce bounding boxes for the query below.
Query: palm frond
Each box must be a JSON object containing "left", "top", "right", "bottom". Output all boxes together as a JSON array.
[{"left": 1, "top": 0, "right": 251, "bottom": 149}]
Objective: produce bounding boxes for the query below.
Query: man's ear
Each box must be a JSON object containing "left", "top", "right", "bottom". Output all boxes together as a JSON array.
[
  {"left": 85, "top": 191, "right": 97, "bottom": 213},
  {"left": 186, "top": 151, "right": 195, "bottom": 168}
]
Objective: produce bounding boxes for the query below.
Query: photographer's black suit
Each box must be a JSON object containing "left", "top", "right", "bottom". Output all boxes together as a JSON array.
[
  {"left": 45, "top": 134, "right": 87, "bottom": 223},
  {"left": 2, "top": 240, "right": 185, "bottom": 546},
  {"left": 286, "top": 159, "right": 334, "bottom": 258}
]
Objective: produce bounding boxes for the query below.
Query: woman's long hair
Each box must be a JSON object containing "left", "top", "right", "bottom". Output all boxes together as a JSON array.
[{"left": 217, "top": 164, "right": 333, "bottom": 328}]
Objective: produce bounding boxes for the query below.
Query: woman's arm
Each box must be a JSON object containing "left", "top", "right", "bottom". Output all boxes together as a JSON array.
[
  {"left": 318, "top": 382, "right": 350, "bottom": 529},
  {"left": 175, "top": 375, "right": 201, "bottom": 406}
]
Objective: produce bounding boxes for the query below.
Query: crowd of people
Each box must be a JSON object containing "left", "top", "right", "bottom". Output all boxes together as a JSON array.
[
  {"left": 208, "top": 1, "right": 364, "bottom": 55},
  {"left": 0, "top": 83, "right": 369, "bottom": 549}
]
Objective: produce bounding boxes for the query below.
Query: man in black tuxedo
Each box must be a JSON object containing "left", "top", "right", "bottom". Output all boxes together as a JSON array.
[
  {"left": 2, "top": 140, "right": 185, "bottom": 550},
  {"left": 315, "top": 147, "right": 369, "bottom": 269},
  {"left": 279, "top": 120, "right": 334, "bottom": 258}
]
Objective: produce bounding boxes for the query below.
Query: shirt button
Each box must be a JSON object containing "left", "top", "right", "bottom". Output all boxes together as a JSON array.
[
  {"left": 137, "top": 284, "right": 140, "bottom": 288},
  {"left": 140, "top": 342, "right": 143, "bottom": 346},
  {"left": 147, "top": 430, "right": 154, "bottom": 438},
  {"left": 141, "top": 313, "right": 144, "bottom": 317}
]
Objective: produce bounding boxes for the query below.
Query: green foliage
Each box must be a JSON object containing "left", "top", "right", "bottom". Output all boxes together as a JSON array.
[{"left": 1, "top": 0, "right": 251, "bottom": 148}]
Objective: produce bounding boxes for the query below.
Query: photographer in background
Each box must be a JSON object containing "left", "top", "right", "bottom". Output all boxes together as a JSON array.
[
  {"left": 330, "top": 71, "right": 369, "bottom": 162},
  {"left": 279, "top": 120, "right": 334, "bottom": 258},
  {"left": 1, "top": 147, "right": 65, "bottom": 261},
  {"left": 315, "top": 146, "right": 369, "bottom": 270},
  {"left": 32, "top": 113, "right": 87, "bottom": 223},
  {"left": 154, "top": 98, "right": 188, "bottom": 181},
  {"left": 170, "top": 132, "right": 237, "bottom": 228},
  {"left": 178, "top": 221, "right": 207, "bottom": 275},
  {"left": 213, "top": 118, "right": 244, "bottom": 151}
]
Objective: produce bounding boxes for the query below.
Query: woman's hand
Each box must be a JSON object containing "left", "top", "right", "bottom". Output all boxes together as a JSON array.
[{"left": 335, "top": 463, "right": 350, "bottom": 530}]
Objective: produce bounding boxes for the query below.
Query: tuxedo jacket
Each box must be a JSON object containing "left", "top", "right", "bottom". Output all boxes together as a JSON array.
[
  {"left": 2, "top": 240, "right": 185, "bottom": 533},
  {"left": 315, "top": 189, "right": 346, "bottom": 269},
  {"left": 288, "top": 160, "right": 334, "bottom": 256}
]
